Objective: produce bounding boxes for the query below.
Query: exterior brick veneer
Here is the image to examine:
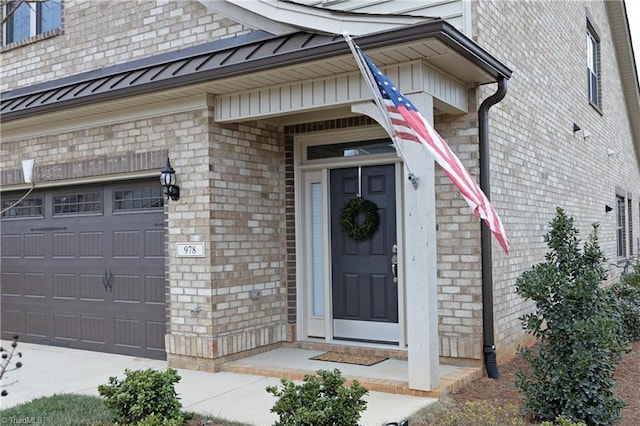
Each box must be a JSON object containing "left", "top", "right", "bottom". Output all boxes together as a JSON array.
[{"left": 2, "top": 0, "right": 639, "bottom": 371}]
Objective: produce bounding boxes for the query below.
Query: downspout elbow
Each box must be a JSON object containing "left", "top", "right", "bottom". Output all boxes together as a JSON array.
[{"left": 478, "top": 77, "right": 508, "bottom": 379}]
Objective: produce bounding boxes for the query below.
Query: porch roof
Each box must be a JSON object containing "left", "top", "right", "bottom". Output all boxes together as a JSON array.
[{"left": 0, "top": 20, "right": 511, "bottom": 124}]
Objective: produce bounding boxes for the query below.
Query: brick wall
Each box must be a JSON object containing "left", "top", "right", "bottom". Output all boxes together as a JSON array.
[
  {"left": 473, "top": 0, "right": 640, "bottom": 357},
  {"left": 433, "top": 94, "right": 484, "bottom": 360},
  {"left": 0, "top": 105, "right": 289, "bottom": 370},
  {"left": 1, "top": 0, "right": 250, "bottom": 91},
  {"left": 146, "top": 111, "right": 289, "bottom": 369},
  {"left": 0, "top": 112, "right": 194, "bottom": 180}
]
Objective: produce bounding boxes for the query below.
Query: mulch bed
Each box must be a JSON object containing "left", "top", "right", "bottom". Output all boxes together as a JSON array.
[{"left": 449, "top": 340, "right": 640, "bottom": 425}]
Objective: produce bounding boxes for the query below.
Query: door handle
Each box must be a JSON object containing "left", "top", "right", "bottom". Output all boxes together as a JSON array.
[
  {"left": 391, "top": 254, "right": 398, "bottom": 283},
  {"left": 102, "top": 270, "right": 113, "bottom": 292}
]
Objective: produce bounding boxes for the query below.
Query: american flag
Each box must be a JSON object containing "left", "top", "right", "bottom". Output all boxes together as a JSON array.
[{"left": 359, "top": 50, "right": 510, "bottom": 254}]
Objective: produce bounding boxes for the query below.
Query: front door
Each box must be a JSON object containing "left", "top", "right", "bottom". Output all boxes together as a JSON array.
[{"left": 330, "top": 165, "right": 398, "bottom": 343}]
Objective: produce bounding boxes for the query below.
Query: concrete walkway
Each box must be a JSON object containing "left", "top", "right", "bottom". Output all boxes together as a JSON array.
[{"left": 0, "top": 342, "right": 437, "bottom": 425}]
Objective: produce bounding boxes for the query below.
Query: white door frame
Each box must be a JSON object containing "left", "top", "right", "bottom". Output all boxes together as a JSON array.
[{"left": 293, "top": 126, "right": 406, "bottom": 348}]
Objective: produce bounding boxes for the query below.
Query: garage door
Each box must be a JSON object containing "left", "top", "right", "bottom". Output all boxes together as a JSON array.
[{"left": 1, "top": 180, "right": 167, "bottom": 359}]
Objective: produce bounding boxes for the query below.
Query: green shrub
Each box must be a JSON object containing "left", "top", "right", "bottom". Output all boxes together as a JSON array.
[
  {"left": 541, "top": 415, "right": 587, "bottom": 426},
  {"left": 609, "top": 280, "right": 640, "bottom": 342},
  {"left": 266, "top": 368, "right": 368, "bottom": 426},
  {"left": 98, "top": 367, "right": 183, "bottom": 424},
  {"left": 514, "top": 207, "right": 628, "bottom": 425},
  {"left": 124, "top": 413, "right": 185, "bottom": 426},
  {"left": 621, "top": 260, "right": 640, "bottom": 288},
  {"left": 609, "top": 260, "right": 640, "bottom": 342}
]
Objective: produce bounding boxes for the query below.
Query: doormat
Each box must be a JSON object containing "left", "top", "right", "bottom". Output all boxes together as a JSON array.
[{"left": 310, "top": 351, "right": 388, "bottom": 366}]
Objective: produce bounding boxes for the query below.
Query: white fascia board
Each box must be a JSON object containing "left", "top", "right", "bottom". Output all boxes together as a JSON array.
[
  {"left": 606, "top": 1, "right": 640, "bottom": 169},
  {"left": 222, "top": 0, "right": 432, "bottom": 35},
  {"left": 198, "top": 0, "right": 298, "bottom": 35}
]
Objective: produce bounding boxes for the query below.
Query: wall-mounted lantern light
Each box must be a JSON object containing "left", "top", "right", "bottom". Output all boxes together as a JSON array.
[
  {"left": 605, "top": 205, "right": 613, "bottom": 213},
  {"left": 160, "top": 157, "right": 180, "bottom": 201}
]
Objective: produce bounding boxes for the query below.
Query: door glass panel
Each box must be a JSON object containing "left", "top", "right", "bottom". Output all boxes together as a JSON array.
[
  {"left": 310, "top": 182, "right": 324, "bottom": 317},
  {"left": 307, "top": 139, "right": 394, "bottom": 160}
]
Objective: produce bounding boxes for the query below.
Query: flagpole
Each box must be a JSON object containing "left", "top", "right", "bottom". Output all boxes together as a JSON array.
[{"left": 342, "top": 32, "right": 419, "bottom": 188}]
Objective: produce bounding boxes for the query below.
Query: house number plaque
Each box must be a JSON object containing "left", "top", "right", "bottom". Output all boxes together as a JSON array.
[{"left": 176, "top": 243, "right": 205, "bottom": 257}]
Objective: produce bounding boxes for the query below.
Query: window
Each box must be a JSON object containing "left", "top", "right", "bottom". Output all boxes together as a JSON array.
[
  {"left": 310, "top": 182, "right": 324, "bottom": 317},
  {"left": 586, "top": 19, "right": 601, "bottom": 109},
  {"left": 1, "top": 196, "right": 43, "bottom": 218},
  {"left": 53, "top": 191, "right": 102, "bottom": 216},
  {"left": 4, "top": 0, "right": 61, "bottom": 45},
  {"left": 616, "top": 195, "right": 626, "bottom": 258},
  {"left": 306, "top": 139, "right": 394, "bottom": 161},
  {"left": 114, "top": 188, "right": 164, "bottom": 211},
  {"left": 628, "top": 198, "right": 633, "bottom": 257}
]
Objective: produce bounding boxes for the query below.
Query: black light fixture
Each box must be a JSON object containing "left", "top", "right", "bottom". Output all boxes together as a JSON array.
[
  {"left": 605, "top": 204, "right": 613, "bottom": 213},
  {"left": 160, "top": 157, "right": 180, "bottom": 201}
]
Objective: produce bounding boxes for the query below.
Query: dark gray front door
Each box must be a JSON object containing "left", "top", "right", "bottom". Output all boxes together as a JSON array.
[
  {"left": 1, "top": 180, "right": 166, "bottom": 359},
  {"left": 330, "top": 165, "right": 398, "bottom": 343}
]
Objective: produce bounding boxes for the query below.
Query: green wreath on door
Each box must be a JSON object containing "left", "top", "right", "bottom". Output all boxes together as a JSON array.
[{"left": 339, "top": 197, "right": 380, "bottom": 241}]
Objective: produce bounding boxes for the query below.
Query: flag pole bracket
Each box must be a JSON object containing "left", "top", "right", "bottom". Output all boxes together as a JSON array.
[{"left": 408, "top": 173, "right": 419, "bottom": 189}]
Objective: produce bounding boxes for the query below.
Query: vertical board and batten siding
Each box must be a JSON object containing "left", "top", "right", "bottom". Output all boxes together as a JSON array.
[{"left": 215, "top": 60, "right": 467, "bottom": 122}]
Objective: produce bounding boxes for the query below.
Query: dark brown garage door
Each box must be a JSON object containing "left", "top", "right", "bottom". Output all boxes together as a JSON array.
[{"left": 1, "top": 180, "right": 167, "bottom": 359}]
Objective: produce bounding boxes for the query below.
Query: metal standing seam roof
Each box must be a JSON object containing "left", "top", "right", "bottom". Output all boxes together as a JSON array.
[{"left": 0, "top": 20, "right": 512, "bottom": 122}]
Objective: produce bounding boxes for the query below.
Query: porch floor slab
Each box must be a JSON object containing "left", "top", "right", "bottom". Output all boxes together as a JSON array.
[{"left": 220, "top": 347, "right": 483, "bottom": 398}]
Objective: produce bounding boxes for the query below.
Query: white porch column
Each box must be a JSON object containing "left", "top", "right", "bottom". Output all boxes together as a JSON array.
[
  {"left": 352, "top": 94, "right": 439, "bottom": 391},
  {"left": 402, "top": 93, "right": 439, "bottom": 391}
]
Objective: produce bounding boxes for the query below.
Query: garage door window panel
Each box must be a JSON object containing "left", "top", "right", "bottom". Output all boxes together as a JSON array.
[
  {"left": 53, "top": 191, "right": 102, "bottom": 216},
  {"left": 1, "top": 196, "right": 44, "bottom": 219},
  {"left": 114, "top": 188, "right": 164, "bottom": 211}
]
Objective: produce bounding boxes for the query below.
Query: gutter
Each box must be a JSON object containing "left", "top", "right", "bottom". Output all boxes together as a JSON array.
[{"left": 478, "top": 77, "right": 508, "bottom": 379}]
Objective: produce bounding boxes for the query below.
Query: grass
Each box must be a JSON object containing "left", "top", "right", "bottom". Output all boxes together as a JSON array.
[
  {"left": 2, "top": 393, "right": 518, "bottom": 426},
  {"left": 0, "top": 393, "right": 114, "bottom": 425},
  {"left": 0, "top": 393, "right": 251, "bottom": 426}
]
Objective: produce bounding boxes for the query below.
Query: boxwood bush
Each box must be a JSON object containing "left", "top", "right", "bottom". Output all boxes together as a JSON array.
[
  {"left": 266, "top": 368, "right": 368, "bottom": 426},
  {"left": 98, "top": 367, "right": 183, "bottom": 424}
]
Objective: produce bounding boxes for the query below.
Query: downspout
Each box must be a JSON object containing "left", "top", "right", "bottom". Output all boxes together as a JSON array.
[{"left": 478, "top": 77, "right": 508, "bottom": 379}]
